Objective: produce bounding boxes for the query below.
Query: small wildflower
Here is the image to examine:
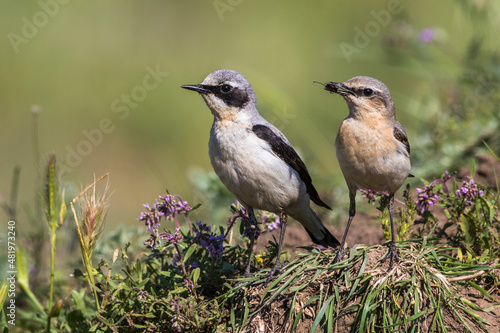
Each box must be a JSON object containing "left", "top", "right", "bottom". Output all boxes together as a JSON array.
[
  {"left": 156, "top": 194, "right": 193, "bottom": 220},
  {"left": 419, "top": 28, "right": 436, "bottom": 43},
  {"left": 442, "top": 171, "right": 451, "bottom": 182},
  {"left": 415, "top": 185, "right": 439, "bottom": 215},
  {"left": 170, "top": 297, "right": 184, "bottom": 332},
  {"left": 261, "top": 211, "right": 280, "bottom": 230},
  {"left": 242, "top": 218, "right": 261, "bottom": 240},
  {"left": 139, "top": 194, "right": 192, "bottom": 249},
  {"left": 455, "top": 177, "right": 483, "bottom": 205},
  {"left": 159, "top": 228, "right": 183, "bottom": 245},
  {"left": 359, "top": 189, "right": 382, "bottom": 203},
  {"left": 255, "top": 254, "right": 264, "bottom": 263},
  {"left": 184, "top": 279, "right": 198, "bottom": 294},
  {"left": 193, "top": 222, "right": 225, "bottom": 260},
  {"left": 227, "top": 201, "right": 262, "bottom": 240},
  {"left": 266, "top": 217, "right": 281, "bottom": 230},
  {"left": 139, "top": 203, "right": 160, "bottom": 232},
  {"left": 136, "top": 290, "right": 150, "bottom": 300}
]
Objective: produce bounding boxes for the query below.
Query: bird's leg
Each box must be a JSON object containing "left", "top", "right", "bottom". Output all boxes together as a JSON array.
[
  {"left": 243, "top": 207, "right": 258, "bottom": 278},
  {"left": 380, "top": 194, "right": 400, "bottom": 269},
  {"left": 334, "top": 191, "right": 356, "bottom": 264},
  {"left": 264, "top": 210, "right": 287, "bottom": 286}
]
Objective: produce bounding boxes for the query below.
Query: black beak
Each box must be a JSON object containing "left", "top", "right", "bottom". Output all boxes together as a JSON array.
[
  {"left": 181, "top": 84, "right": 211, "bottom": 94},
  {"left": 321, "top": 82, "right": 355, "bottom": 96}
]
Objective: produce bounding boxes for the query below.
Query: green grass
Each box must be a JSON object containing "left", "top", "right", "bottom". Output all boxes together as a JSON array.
[{"left": 225, "top": 241, "right": 498, "bottom": 333}]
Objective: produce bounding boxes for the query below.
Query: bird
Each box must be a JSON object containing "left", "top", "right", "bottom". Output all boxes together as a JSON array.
[
  {"left": 181, "top": 69, "right": 340, "bottom": 283},
  {"left": 318, "top": 76, "right": 412, "bottom": 269}
]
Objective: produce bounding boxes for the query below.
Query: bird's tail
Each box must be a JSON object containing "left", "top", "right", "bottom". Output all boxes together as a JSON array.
[{"left": 299, "top": 209, "right": 340, "bottom": 248}]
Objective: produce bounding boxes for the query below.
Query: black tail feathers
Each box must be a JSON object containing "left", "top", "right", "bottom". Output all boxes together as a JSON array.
[{"left": 305, "top": 226, "right": 340, "bottom": 248}]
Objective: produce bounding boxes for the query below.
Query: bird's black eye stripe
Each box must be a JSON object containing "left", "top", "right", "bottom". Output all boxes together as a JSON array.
[{"left": 199, "top": 83, "right": 234, "bottom": 94}]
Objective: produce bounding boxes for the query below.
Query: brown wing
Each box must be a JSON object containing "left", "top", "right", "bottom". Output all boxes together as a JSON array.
[
  {"left": 393, "top": 125, "right": 410, "bottom": 155},
  {"left": 393, "top": 124, "right": 414, "bottom": 177}
]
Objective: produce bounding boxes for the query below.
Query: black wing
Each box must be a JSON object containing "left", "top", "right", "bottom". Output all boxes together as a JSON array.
[{"left": 252, "top": 124, "right": 332, "bottom": 210}]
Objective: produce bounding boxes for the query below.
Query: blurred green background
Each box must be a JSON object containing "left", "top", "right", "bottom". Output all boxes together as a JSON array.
[{"left": 1, "top": 0, "right": 499, "bottom": 233}]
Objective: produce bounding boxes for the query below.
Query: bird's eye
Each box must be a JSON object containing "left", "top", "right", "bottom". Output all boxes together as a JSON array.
[
  {"left": 363, "top": 88, "right": 373, "bottom": 97},
  {"left": 221, "top": 84, "right": 232, "bottom": 93}
]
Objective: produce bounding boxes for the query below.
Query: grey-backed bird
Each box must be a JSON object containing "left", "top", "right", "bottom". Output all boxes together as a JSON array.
[
  {"left": 182, "top": 69, "right": 340, "bottom": 282},
  {"left": 319, "top": 76, "right": 412, "bottom": 268}
]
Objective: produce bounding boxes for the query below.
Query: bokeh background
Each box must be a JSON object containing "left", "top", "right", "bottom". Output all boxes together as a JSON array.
[{"left": 1, "top": 0, "right": 499, "bottom": 235}]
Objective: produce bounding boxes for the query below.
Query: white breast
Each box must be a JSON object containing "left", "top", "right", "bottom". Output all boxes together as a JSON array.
[{"left": 208, "top": 121, "right": 306, "bottom": 213}]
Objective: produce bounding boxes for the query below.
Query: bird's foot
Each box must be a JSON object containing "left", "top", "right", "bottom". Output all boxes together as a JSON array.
[
  {"left": 243, "top": 268, "right": 252, "bottom": 279},
  {"left": 379, "top": 242, "right": 399, "bottom": 270},
  {"left": 329, "top": 247, "right": 348, "bottom": 285},
  {"left": 333, "top": 247, "right": 348, "bottom": 265}
]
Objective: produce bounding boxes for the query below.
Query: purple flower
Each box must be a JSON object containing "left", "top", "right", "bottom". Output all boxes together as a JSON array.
[
  {"left": 242, "top": 218, "right": 261, "bottom": 240},
  {"left": 156, "top": 194, "right": 193, "bottom": 220},
  {"left": 139, "top": 194, "right": 192, "bottom": 249},
  {"left": 139, "top": 203, "right": 161, "bottom": 233},
  {"left": 193, "top": 222, "right": 225, "bottom": 260},
  {"left": 442, "top": 171, "right": 451, "bottom": 182},
  {"left": 159, "top": 228, "right": 183, "bottom": 245},
  {"left": 170, "top": 297, "right": 184, "bottom": 332},
  {"left": 415, "top": 185, "right": 439, "bottom": 215},
  {"left": 359, "top": 189, "right": 383, "bottom": 203},
  {"left": 455, "top": 177, "right": 483, "bottom": 205},
  {"left": 261, "top": 211, "right": 280, "bottom": 230},
  {"left": 136, "top": 290, "right": 150, "bottom": 300},
  {"left": 419, "top": 28, "right": 436, "bottom": 43},
  {"left": 266, "top": 217, "right": 281, "bottom": 230},
  {"left": 184, "top": 279, "right": 197, "bottom": 294},
  {"left": 227, "top": 201, "right": 262, "bottom": 240}
]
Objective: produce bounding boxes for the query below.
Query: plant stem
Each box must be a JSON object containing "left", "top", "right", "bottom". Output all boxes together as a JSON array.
[
  {"left": 71, "top": 200, "right": 100, "bottom": 309},
  {"left": 173, "top": 243, "right": 197, "bottom": 298},
  {"left": 185, "top": 214, "right": 193, "bottom": 233},
  {"left": 46, "top": 231, "right": 56, "bottom": 333},
  {"left": 70, "top": 173, "right": 109, "bottom": 310}
]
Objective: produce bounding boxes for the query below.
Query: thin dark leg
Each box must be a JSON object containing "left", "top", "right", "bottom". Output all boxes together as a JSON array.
[
  {"left": 380, "top": 194, "right": 400, "bottom": 269},
  {"left": 264, "top": 210, "right": 287, "bottom": 286},
  {"left": 334, "top": 191, "right": 356, "bottom": 264},
  {"left": 243, "top": 207, "right": 258, "bottom": 278}
]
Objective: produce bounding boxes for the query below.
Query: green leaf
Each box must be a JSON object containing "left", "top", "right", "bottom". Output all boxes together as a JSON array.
[
  {"left": 470, "top": 159, "right": 476, "bottom": 178},
  {"left": 310, "top": 295, "right": 334, "bottom": 332},
  {"left": 191, "top": 268, "right": 201, "bottom": 285},
  {"left": 184, "top": 243, "right": 197, "bottom": 263}
]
